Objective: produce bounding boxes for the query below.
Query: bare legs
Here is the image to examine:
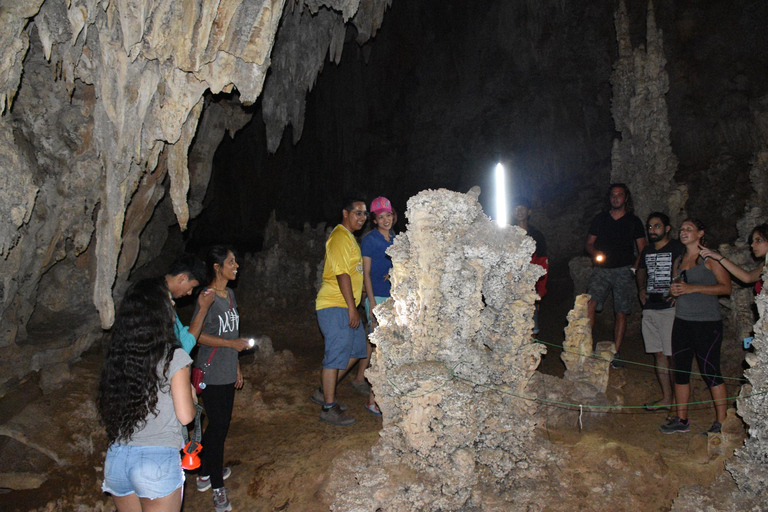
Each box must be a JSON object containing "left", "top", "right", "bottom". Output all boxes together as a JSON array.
[
  {"left": 113, "top": 488, "right": 182, "bottom": 512},
  {"left": 653, "top": 352, "right": 674, "bottom": 407},
  {"left": 588, "top": 299, "right": 627, "bottom": 351},
  {"left": 352, "top": 340, "right": 373, "bottom": 387},
  {"left": 614, "top": 312, "right": 626, "bottom": 352},
  {"left": 673, "top": 382, "right": 727, "bottom": 424},
  {"left": 322, "top": 358, "right": 359, "bottom": 404}
]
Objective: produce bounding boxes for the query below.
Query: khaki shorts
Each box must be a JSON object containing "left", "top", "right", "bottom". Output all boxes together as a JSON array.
[{"left": 641, "top": 307, "right": 675, "bottom": 356}]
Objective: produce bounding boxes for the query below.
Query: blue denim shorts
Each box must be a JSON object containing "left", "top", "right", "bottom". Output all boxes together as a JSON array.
[
  {"left": 102, "top": 444, "right": 184, "bottom": 499},
  {"left": 317, "top": 307, "right": 367, "bottom": 369}
]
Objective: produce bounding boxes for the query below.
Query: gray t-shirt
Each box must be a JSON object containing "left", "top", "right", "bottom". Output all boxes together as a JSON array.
[
  {"left": 129, "top": 348, "right": 192, "bottom": 449},
  {"left": 194, "top": 289, "right": 240, "bottom": 385}
]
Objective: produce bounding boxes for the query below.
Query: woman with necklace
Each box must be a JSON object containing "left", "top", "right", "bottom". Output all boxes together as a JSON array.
[{"left": 193, "top": 246, "right": 250, "bottom": 512}]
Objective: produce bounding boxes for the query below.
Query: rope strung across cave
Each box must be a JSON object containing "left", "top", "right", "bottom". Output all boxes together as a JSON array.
[
  {"left": 532, "top": 337, "right": 748, "bottom": 384},
  {"left": 384, "top": 356, "right": 765, "bottom": 411}
]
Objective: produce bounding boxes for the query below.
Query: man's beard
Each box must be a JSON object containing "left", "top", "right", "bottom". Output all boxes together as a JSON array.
[{"left": 648, "top": 233, "right": 662, "bottom": 242}]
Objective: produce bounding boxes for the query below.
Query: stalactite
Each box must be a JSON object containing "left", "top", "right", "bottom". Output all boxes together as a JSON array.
[{"left": 610, "top": 0, "right": 684, "bottom": 226}]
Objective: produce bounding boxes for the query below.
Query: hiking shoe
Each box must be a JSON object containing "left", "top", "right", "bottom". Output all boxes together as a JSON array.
[
  {"left": 351, "top": 380, "right": 371, "bottom": 396},
  {"left": 310, "top": 388, "right": 347, "bottom": 411},
  {"left": 610, "top": 352, "right": 625, "bottom": 369},
  {"left": 212, "top": 487, "right": 232, "bottom": 512},
  {"left": 659, "top": 416, "right": 690, "bottom": 434},
  {"left": 196, "top": 467, "right": 231, "bottom": 492},
  {"left": 320, "top": 404, "right": 355, "bottom": 426},
  {"left": 703, "top": 421, "right": 722, "bottom": 435},
  {"left": 364, "top": 403, "right": 382, "bottom": 416}
]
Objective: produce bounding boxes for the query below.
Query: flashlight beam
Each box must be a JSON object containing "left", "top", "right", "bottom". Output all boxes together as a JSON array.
[{"left": 495, "top": 163, "right": 507, "bottom": 227}]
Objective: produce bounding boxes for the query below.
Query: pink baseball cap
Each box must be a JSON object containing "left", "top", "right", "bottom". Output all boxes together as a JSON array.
[{"left": 370, "top": 196, "right": 393, "bottom": 215}]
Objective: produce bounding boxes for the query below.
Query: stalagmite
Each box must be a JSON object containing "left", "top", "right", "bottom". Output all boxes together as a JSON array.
[{"left": 328, "top": 188, "right": 568, "bottom": 510}]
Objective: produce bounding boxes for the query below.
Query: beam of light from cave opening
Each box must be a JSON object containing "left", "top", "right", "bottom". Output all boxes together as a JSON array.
[{"left": 495, "top": 163, "right": 507, "bottom": 227}]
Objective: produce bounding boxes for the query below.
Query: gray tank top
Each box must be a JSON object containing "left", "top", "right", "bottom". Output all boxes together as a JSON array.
[{"left": 674, "top": 256, "right": 721, "bottom": 321}]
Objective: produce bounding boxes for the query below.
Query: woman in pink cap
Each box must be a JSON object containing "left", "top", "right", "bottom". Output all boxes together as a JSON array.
[{"left": 355, "top": 196, "right": 396, "bottom": 415}]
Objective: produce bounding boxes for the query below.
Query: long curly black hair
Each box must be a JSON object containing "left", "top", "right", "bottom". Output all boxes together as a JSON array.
[{"left": 98, "top": 278, "right": 178, "bottom": 444}]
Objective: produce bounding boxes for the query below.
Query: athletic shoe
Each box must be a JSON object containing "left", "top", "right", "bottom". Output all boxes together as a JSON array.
[
  {"left": 351, "top": 380, "right": 371, "bottom": 396},
  {"left": 310, "top": 388, "right": 347, "bottom": 411},
  {"left": 703, "top": 421, "right": 722, "bottom": 435},
  {"left": 196, "top": 467, "right": 231, "bottom": 492},
  {"left": 364, "top": 403, "right": 382, "bottom": 416},
  {"left": 659, "top": 416, "right": 690, "bottom": 434},
  {"left": 610, "top": 352, "right": 625, "bottom": 369},
  {"left": 213, "top": 487, "right": 232, "bottom": 512},
  {"left": 320, "top": 404, "right": 355, "bottom": 426}
]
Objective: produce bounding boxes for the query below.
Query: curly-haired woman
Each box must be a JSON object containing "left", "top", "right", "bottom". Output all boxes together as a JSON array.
[{"left": 98, "top": 278, "right": 197, "bottom": 511}]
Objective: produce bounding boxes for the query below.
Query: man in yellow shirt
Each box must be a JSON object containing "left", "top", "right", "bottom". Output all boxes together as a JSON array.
[{"left": 313, "top": 198, "right": 368, "bottom": 426}]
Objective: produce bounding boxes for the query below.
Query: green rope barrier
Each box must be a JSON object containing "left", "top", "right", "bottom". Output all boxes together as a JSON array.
[
  {"left": 532, "top": 337, "right": 747, "bottom": 384},
  {"left": 384, "top": 358, "right": 767, "bottom": 412}
]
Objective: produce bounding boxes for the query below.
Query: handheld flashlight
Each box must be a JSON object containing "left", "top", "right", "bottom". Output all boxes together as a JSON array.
[
  {"left": 595, "top": 254, "right": 605, "bottom": 263},
  {"left": 248, "top": 338, "right": 255, "bottom": 348}
]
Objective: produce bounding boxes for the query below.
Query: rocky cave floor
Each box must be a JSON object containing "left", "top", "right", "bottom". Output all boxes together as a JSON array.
[{"left": 0, "top": 274, "right": 748, "bottom": 512}]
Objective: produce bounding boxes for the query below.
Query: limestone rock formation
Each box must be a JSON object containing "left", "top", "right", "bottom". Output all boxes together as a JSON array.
[
  {"left": 0, "top": 0, "right": 389, "bottom": 397},
  {"left": 610, "top": 0, "right": 685, "bottom": 226},
  {"left": 671, "top": 266, "right": 768, "bottom": 510},
  {"left": 725, "top": 265, "right": 768, "bottom": 503},
  {"left": 329, "top": 188, "right": 569, "bottom": 510},
  {"left": 237, "top": 211, "right": 328, "bottom": 315},
  {"left": 561, "top": 294, "right": 613, "bottom": 394}
]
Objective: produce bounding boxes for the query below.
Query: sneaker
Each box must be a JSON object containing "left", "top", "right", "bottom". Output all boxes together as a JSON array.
[
  {"left": 351, "top": 380, "right": 371, "bottom": 396},
  {"left": 364, "top": 403, "right": 382, "bottom": 416},
  {"left": 610, "top": 352, "right": 625, "bottom": 369},
  {"left": 320, "top": 404, "right": 355, "bottom": 426},
  {"left": 212, "top": 487, "right": 232, "bottom": 512},
  {"left": 196, "top": 467, "right": 232, "bottom": 492},
  {"left": 659, "top": 416, "right": 690, "bottom": 434},
  {"left": 310, "top": 388, "right": 347, "bottom": 411},
  {"left": 703, "top": 421, "right": 722, "bottom": 435}
]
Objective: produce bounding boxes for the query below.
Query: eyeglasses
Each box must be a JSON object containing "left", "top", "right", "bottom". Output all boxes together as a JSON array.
[{"left": 350, "top": 210, "right": 367, "bottom": 217}]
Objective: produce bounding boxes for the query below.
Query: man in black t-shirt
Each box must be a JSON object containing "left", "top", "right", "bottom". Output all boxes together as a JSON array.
[
  {"left": 637, "top": 212, "right": 684, "bottom": 411},
  {"left": 585, "top": 183, "right": 646, "bottom": 367}
]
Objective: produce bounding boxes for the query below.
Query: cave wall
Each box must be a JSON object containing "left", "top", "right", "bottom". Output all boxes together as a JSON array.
[{"left": 0, "top": 0, "right": 390, "bottom": 396}]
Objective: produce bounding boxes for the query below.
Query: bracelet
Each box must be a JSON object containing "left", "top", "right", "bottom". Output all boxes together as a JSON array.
[{"left": 718, "top": 257, "right": 725, "bottom": 263}]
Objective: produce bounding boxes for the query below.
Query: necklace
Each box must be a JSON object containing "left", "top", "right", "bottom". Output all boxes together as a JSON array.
[{"left": 210, "top": 285, "right": 228, "bottom": 297}]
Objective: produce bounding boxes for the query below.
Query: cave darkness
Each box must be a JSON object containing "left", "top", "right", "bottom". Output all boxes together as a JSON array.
[{"left": 190, "top": 0, "right": 768, "bottom": 262}]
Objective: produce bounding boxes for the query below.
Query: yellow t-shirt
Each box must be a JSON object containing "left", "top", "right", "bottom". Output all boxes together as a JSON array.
[{"left": 316, "top": 224, "right": 363, "bottom": 310}]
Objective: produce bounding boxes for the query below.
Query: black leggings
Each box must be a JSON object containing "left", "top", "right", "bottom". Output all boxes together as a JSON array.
[
  {"left": 671, "top": 318, "right": 724, "bottom": 387},
  {"left": 200, "top": 383, "right": 236, "bottom": 488}
]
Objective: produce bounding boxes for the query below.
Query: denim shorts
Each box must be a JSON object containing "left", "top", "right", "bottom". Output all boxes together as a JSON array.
[
  {"left": 317, "top": 307, "right": 367, "bottom": 369},
  {"left": 102, "top": 444, "right": 184, "bottom": 499}
]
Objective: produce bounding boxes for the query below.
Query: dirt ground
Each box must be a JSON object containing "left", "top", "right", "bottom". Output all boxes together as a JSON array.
[{"left": 0, "top": 269, "right": 747, "bottom": 511}]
